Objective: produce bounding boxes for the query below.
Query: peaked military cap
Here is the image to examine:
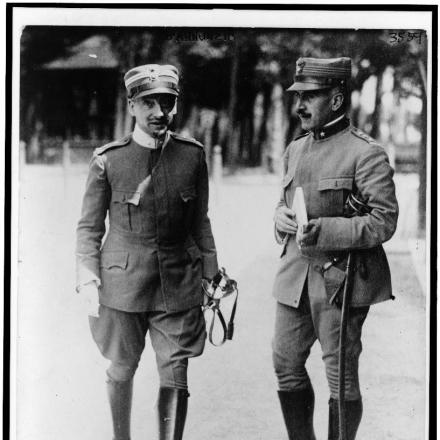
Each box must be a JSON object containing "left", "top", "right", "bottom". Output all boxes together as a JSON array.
[
  {"left": 287, "top": 57, "right": 351, "bottom": 92},
  {"left": 124, "top": 64, "right": 179, "bottom": 99}
]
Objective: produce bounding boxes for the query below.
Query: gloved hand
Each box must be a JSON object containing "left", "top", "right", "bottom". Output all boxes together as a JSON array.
[
  {"left": 296, "top": 218, "right": 321, "bottom": 247},
  {"left": 79, "top": 281, "right": 100, "bottom": 317},
  {"left": 274, "top": 206, "right": 298, "bottom": 235},
  {"left": 202, "top": 278, "right": 212, "bottom": 306}
]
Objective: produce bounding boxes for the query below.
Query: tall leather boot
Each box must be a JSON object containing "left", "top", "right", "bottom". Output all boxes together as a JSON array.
[
  {"left": 157, "top": 387, "right": 189, "bottom": 440},
  {"left": 277, "top": 387, "right": 316, "bottom": 440},
  {"left": 106, "top": 376, "right": 133, "bottom": 440},
  {"left": 328, "top": 397, "right": 363, "bottom": 440}
]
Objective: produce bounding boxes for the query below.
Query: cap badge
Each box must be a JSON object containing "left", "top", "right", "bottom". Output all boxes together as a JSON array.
[
  {"left": 144, "top": 67, "right": 158, "bottom": 83},
  {"left": 297, "top": 60, "right": 306, "bottom": 74}
]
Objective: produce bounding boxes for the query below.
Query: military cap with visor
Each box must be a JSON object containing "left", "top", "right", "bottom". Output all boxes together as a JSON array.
[
  {"left": 287, "top": 57, "right": 351, "bottom": 92},
  {"left": 124, "top": 64, "right": 180, "bottom": 99}
]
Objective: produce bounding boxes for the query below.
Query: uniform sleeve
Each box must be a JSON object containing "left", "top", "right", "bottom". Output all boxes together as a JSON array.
[
  {"left": 315, "top": 144, "right": 399, "bottom": 251},
  {"left": 192, "top": 149, "right": 219, "bottom": 279},
  {"left": 274, "top": 146, "right": 290, "bottom": 244},
  {"left": 75, "top": 153, "right": 111, "bottom": 290}
]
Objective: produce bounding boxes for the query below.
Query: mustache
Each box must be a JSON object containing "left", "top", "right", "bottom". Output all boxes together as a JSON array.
[
  {"left": 297, "top": 111, "right": 311, "bottom": 118},
  {"left": 149, "top": 116, "right": 170, "bottom": 124}
]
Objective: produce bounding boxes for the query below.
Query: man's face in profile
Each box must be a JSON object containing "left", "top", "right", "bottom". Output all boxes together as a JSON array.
[
  {"left": 293, "top": 88, "right": 335, "bottom": 131},
  {"left": 128, "top": 93, "right": 176, "bottom": 137}
]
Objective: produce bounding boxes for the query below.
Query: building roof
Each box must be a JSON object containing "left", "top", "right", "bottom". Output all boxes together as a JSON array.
[{"left": 42, "top": 35, "right": 118, "bottom": 70}]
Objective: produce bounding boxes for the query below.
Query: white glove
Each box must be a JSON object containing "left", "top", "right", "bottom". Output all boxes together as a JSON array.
[{"left": 79, "top": 281, "right": 100, "bottom": 317}]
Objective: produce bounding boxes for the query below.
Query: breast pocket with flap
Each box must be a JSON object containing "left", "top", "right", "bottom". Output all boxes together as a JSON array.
[
  {"left": 317, "top": 177, "right": 353, "bottom": 216},
  {"left": 111, "top": 190, "right": 141, "bottom": 233},
  {"left": 100, "top": 251, "right": 129, "bottom": 271}
]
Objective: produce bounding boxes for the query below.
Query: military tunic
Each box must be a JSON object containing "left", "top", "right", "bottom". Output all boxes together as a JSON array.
[
  {"left": 272, "top": 119, "right": 399, "bottom": 308},
  {"left": 76, "top": 131, "right": 218, "bottom": 313}
]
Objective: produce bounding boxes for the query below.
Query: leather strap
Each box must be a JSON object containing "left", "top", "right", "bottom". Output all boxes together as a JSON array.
[{"left": 203, "top": 287, "right": 238, "bottom": 347}]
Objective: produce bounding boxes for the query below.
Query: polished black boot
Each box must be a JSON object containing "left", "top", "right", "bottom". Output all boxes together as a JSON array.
[
  {"left": 328, "top": 397, "right": 363, "bottom": 440},
  {"left": 106, "top": 376, "right": 133, "bottom": 440},
  {"left": 157, "top": 387, "right": 189, "bottom": 440},
  {"left": 277, "top": 387, "right": 316, "bottom": 440}
]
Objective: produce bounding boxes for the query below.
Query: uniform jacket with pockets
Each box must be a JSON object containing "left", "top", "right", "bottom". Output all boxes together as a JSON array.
[
  {"left": 272, "top": 120, "right": 399, "bottom": 308},
  {"left": 76, "top": 131, "right": 218, "bottom": 312}
]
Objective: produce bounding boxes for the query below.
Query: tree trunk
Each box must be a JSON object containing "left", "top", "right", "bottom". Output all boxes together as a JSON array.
[
  {"left": 269, "top": 83, "right": 286, "bottom": 175},
  {"left": 200, "top": 108, "right": 216, "bottom": 172},
  {"left": 370, "top": 73, "right": 383, "bottom": 140},
  {"left": 241, "top": 115, "right": 254, "bottom": 164},
  {"left": 113, "top": 86, "right": 125, "bottom": 139},
  {"left": 250, "top": 92, "right": 264, "bottom": 166},
  {"left": 227, "top": 39, "right": 240, "bottom": 165},
  {"left": 418, "top": 89, "right": 427, "bottom": 235},
  {"left": 260, "top": 85, "right": 273, "bottom": 171},
  {"left": 417, "top": 59, "right": 427, "bottom": 234},
  {"left": 350, "top": 89, "right": 362, "bottom": 128},
  {"left": 124, "top": 101, "right": 134, "bottom": 135}
]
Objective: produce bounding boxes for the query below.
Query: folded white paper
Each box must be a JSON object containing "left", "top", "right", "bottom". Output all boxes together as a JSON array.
[{"left": 292, "top": 187, "right": 308, "bottom": 227}]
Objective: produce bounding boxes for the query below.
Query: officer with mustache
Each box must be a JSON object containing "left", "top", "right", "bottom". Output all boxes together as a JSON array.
[
  {"left": 76, "top": 64, "right": 218, "bottom": 440},
  {"left": 272, "top": 57, "right": 399, "bottom": 439}
]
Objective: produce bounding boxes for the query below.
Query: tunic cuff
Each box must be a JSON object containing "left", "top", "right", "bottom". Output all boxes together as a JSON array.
[
  {"left": 316, "top": 216, "right": 353, "bottom": 251},
  {"left": 274, "top": 225, "right": 288, "bottom": 245},
  {"left": 202, "top": 254, "right": 219, "bottom": 280},
  {"left": 76, "top": 265, "right": 101, "bottom": 293}
]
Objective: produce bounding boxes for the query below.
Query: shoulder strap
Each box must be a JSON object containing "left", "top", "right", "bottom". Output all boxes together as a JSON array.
[
  {"left": 94, "top": 135, "right": 131, "bottom": 155},
  {"left": 169, "top": 131, "right": 204, "bottom": 148},
  {"left": 350, "top": 127, "right": 380, "bottom": 146}
]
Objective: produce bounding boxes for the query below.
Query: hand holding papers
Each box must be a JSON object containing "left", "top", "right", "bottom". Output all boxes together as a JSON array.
[
  {"left": 292, "top": 187, "right": 308, "bottom": 249},
  {"left": 293, "top": 187, "right": 319, "bottom": 249},
  {"left": 274, "top": 186, "right": 308, "bottom": 239},
  {"left": 274, "top": 207, "right": 298, "bottom": 237},
  {"left": 292, "top": 187, "right": 308, "bottom": 228},
  {"left": 294, "top": 186, "right": 321, "bottom": 249}
]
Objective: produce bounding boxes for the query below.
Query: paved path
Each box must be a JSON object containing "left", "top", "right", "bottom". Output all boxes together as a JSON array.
[{"left": 14, "top": 166, "right": 427, "bottom": 439}]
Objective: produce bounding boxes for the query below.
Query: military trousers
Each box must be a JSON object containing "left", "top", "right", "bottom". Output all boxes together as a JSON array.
[
  {"left": 89, "top": 304, "right": 206, "bottom": 389},
  {"left": 272, "top": 282, "right": 369, "bottom": 400}
]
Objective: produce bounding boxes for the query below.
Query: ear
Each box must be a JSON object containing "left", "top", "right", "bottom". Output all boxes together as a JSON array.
[
  {"left": 127, "top": 99, "right": 136, "bottom": 117},
  {"left": 169, "top": 100, "right": 178, "bottom": 116},
  {"left": 331, "top": 92, "right": 344, "bottom": 112}
]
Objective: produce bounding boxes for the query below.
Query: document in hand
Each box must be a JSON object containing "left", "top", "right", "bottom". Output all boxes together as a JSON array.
[{"left": 292, "top": 187, "right": 308, "bottom": 227}]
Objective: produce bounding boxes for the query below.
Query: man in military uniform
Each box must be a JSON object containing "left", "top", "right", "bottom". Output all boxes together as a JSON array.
[
  {"left": 76, "top": 64, "right": 218, "bottom": 440},
  {"left": 272, "top": 57, "right": 399, "bottom": 439}
]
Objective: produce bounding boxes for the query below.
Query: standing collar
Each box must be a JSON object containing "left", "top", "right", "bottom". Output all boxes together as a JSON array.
[
  {"left": 132, "top": 124, "right": 169, "bottom": 149},
  {"left": 312, "top": 115, "right": 349, "bottom": 140},
  {"left": 324, "top": 114, "right": 346, "bottom": 128}
]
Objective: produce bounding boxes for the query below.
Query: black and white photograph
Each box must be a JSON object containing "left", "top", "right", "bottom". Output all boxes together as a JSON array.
[{"left": 7, "top": 4, "right": 434, "bottom": 440}]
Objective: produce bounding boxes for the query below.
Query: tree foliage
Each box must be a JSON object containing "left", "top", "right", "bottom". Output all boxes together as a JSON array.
[{"left": 20, "top": 26, "right": 427, "bottom": 165}]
